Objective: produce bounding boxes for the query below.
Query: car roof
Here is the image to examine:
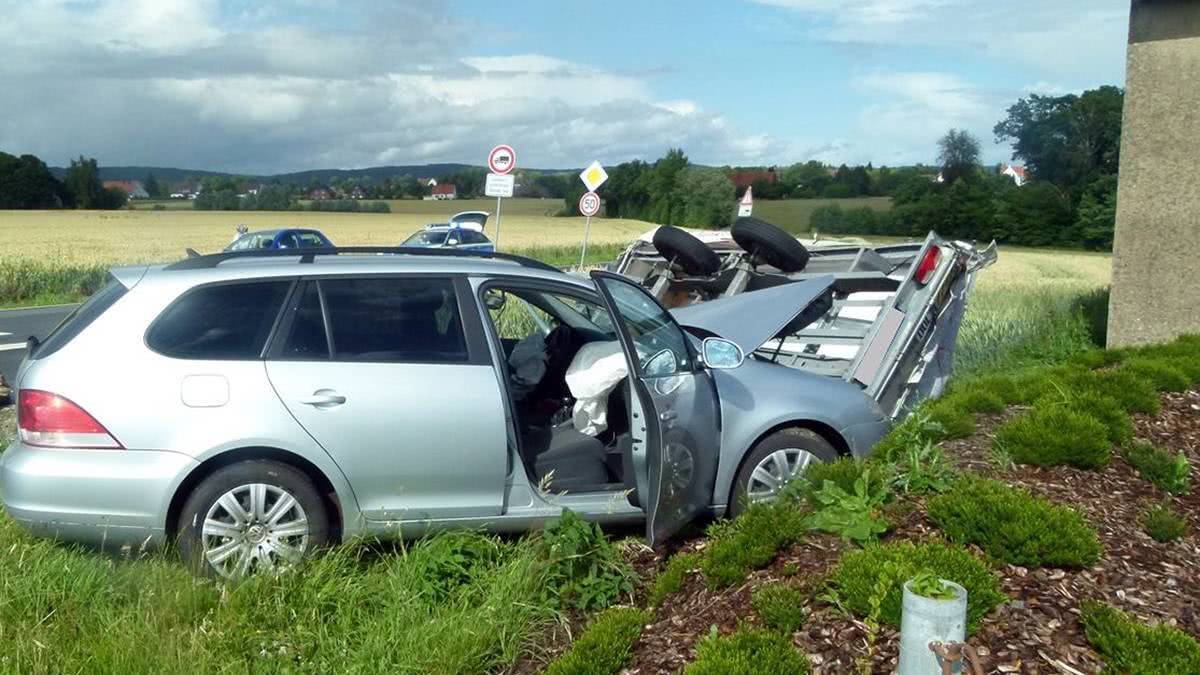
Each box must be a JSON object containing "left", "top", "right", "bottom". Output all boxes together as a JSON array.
[{"left": 140, "top": 250, "right": 589, "bottom": 290}]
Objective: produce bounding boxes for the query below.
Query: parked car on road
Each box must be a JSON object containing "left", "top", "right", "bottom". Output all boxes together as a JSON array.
[
  {"left": 401, "top": 211, "right": 494, "bottom": 252},
  {"left": 225, "top": 228, "right": 334, "bottom": 252},
  {"left": 0, "top": 244, "right": 919, "bottom": 578}
]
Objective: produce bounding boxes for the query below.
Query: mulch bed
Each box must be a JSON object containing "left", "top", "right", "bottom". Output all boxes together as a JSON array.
[{"left": 605, "top": 388, "right": 1200, "bottom": 674}]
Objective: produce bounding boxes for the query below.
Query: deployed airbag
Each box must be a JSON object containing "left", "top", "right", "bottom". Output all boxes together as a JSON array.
[{"left": 565, "top": 341, "right": 628, "bottom": 436}]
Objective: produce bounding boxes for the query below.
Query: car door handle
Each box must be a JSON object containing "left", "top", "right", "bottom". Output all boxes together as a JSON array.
[
  {"left": 659, "top": 410, "right": 678, "bottom": 422},
  {"left": 300, "top": 391, "right": 346, "bottom": 407}
]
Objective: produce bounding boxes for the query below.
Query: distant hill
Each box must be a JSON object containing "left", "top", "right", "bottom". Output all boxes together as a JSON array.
[{"left": 47, "top": 163, "right": 573, "bottom": 185}]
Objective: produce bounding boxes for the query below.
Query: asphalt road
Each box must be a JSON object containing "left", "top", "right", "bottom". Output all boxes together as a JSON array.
[{"left": 0, "top": 304, "right": 77, "bottom": 386}]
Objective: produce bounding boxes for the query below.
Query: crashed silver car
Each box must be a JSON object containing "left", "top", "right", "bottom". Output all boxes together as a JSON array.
[{"left": 612, "top": 217, "right": 996, "bottom": 421}]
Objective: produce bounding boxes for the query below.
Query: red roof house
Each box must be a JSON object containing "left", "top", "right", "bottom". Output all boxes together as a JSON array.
[{"left": 431, "top": 183, "right": 457, "bottom": 200}]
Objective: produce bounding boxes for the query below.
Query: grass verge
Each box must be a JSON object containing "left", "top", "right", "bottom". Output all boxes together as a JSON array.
[{"left": 544, "top": 607, "right": 652, "bottom": 675}]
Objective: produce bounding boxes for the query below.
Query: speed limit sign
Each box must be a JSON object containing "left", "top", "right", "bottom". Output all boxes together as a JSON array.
[{"left": 578, "top": 191, "right": 601, "bottom": 217}]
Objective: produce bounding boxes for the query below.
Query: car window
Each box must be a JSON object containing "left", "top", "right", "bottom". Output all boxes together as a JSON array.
[
  {"left": 596, "top": 276, "right": 692, "bottom": 375},
  {"left": 486, "top": 289, "right": 559, "bottom": 341},
  {"left": 463, "top": 231, "right": 487, "bottom": 245},
  {"left": 32, "top": 274, "right": 128, "bottom": 359},
  {"left": 147, "top": 281, "right": 291, "bottom": 359},
  {"left": 277, "top": 233, "right": 300, "bottom": 248},
  {"left": 296, "top": 232, "right": 327, "bottom": 247},
  {"left": 280, "top": 282, "right": 329, "bottom": 358},
  {"left": 320, "top": 277, "right": 468, "bottom": 363},
  {"left": 403, "top": 230, "right": 448, "bottom": 246}
]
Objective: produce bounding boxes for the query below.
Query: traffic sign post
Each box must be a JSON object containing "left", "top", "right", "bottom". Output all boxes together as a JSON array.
[
  {"left": 577, "top": 161, "right": 609, "bottom": 268},
  {"left": 578, "top": 191, "right": 601, "bottom": 267},
  {"left": 738, "top": 185, "right": 754, "bottom": 217},
  {"left": 487, "top": 145, "right": 516, "bottom": 247}
]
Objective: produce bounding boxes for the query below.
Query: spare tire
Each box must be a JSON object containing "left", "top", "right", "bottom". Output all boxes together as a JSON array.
[
  {"left": 731, "top": 217, "right": 810, "bottom": 273},
  {"left": 651, "top": 226, "right": 721, "bottom": 276}
]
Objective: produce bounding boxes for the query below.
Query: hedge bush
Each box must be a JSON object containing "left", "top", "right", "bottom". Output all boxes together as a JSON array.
[
  {"left": 1121, "top": 358, "right": 1191, "bottom": 393},
  {"left": 648, "top": 552, "right": 700, "bottom": 607},
  {"left": 544, "top": 607, "right": 651, "bottom": 675},
  {"left": 1035, "top": 390, "right": 1133, "bottom": 447},
  {"left": 684, "top": 626, "right": 810, "bottom": 675},
  {"left": 1081, "top": 601, "right": 1200, "bottom": 674},
  {"left": 828, "top": 541, "right": 1004, "bottom": 634},
  {"left": 1122, "top": 441, "right": 1192, "bottom": 495},
  {"left": 992, "top": 405, "right": 1112, "bottom": 469},
  {"left": 751, "top": 582, "right": 807, "bottom": 633},
  {"left": 927, "top": 476, "right": 1101, "bottom": 568},
  {"left": 799, "top": 458, "right": 867, "bottom": 507},
  {"left": 701, "top": 501, "right": 806, "bottom": 589},
  {"left": 1143, "top": 502, "right": 1187, "bottom": 543}
]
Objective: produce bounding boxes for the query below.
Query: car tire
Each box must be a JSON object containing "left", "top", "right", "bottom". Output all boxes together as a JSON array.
[
  {"left": 177, "top": 459, "right": 329, "bottom": 579},
  {"left": 730, "top": 217, "right": 811, "bottom": 273},
  {"left": 652, "top": 225, "right": 722, "bottom": 276},
  {"left": 728, "top": 427, "right": 838, "bottom": 517}
]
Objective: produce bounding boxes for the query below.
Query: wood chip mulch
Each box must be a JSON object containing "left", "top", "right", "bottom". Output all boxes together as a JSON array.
[{"left": 594, "top": 389, "right": 1200, "bottom": 674}]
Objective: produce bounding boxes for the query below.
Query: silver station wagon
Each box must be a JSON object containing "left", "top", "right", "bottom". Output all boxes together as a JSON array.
[{"left": 1, "top": 240, "right": 986, "bottom": 578}]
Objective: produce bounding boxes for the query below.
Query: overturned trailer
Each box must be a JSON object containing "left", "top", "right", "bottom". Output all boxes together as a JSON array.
[{"left": 611, "top": 217, "right": 997, "bottom": 420}]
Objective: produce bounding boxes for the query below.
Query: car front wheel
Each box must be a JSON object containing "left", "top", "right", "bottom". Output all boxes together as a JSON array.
[
  {"left": 177, "top": 460, "right": 329, "bottom": 579},
  {"left": 729, "top": 428, "right": 838, "bottom": 517}
]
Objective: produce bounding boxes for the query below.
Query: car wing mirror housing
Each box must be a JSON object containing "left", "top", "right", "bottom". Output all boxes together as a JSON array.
[{"left": 701, "top": 337, "right": 744, "bottom": 369}]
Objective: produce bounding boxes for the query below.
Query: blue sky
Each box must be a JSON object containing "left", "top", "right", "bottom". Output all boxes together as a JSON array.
[{"left": 0, "top": 0, "right": 1130, "bottom": 173}]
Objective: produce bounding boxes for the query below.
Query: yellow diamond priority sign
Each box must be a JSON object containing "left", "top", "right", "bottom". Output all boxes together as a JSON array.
[{"left": 579, "top": 161, "right": 608, "bottom": 192}]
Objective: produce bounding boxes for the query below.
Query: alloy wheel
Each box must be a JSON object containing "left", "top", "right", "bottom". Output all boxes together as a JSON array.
[{"left": 745, "top": 448, "right": 818, "bottom": 503}]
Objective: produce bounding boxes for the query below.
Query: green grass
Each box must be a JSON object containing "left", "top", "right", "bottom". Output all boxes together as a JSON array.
[
  {"left": 700, "top": 500, "right": 807, "bottom": 589},
  {"left": 544, "top": 607, "right": 652, "bottom": 675},
  {"left": 751, "top": 582, "right": 808, "bottom": 633},
  {"left": 750, "top": 197, "right": 894, "bottom": 236},
  {"left": 992, "top": 405, "right": 1112, "bottom": 470},
  {"left": 0, "top": 518, "right": 559, "bottom": 673},
  {"left": 1082, "top": 601, "right": 1200, "bottom": 673},
  {"left": 1122, "top": 441, "right": 1192, "bottom": 495},
  {"left": 0, "top": 259, "right": 109, "bottom": 308},
  {"left": 647, "top": 552, "right": 701, "bottom": 607},
  {"left": 1143, "top": 502, "right": 1187, "bottom": 543},
  {"left": 684, "top": 625, "right": 811, "bottom": 675}
]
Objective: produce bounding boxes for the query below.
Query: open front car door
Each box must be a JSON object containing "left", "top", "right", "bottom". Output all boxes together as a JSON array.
[{"left": 591, "top": 271, "right": 721, "bottom": 546}]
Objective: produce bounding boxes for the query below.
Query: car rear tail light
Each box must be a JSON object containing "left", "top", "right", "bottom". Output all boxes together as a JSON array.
[
  {"left": 915, "top": 246, "right": 941, "bottom": 285},
  {"left": 18, "top": 389, "right": 123, "bottom": 449}
]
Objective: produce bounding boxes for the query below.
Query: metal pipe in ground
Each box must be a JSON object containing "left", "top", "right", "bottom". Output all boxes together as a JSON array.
[{"left": 898, "top": 579, "right": 969, "bottom": 675}]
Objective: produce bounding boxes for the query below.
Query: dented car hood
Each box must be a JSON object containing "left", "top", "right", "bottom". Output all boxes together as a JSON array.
[{"left": 670, "top": 276, "right": 835, "bottom": 354}]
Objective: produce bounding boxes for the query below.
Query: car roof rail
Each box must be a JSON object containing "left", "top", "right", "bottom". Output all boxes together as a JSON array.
[{"left": 163, "top": 246, "right": 563, "bottom": 273}]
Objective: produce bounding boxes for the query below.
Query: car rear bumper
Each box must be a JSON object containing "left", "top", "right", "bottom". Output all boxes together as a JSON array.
[{"left": 0, "top": 441, "right": 197, "bottom": 550}]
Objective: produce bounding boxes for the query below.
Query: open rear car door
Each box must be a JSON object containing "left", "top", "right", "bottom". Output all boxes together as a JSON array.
[{"left": 591, "top": 271, "right": 721, "bottom": 546}]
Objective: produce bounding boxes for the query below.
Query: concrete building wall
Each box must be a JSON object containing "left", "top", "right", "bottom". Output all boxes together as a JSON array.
[{"left": 1107, "top": 0, "right": 1200, "bottom": 347}]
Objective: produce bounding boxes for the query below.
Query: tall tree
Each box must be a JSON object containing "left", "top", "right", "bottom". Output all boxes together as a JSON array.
[
  {"left": 143, "top": 173, "right": 162, "bottom": 198},
  {"left": 937, "top": 129, "right": 982, "bottom": 184},
  {"left": 65, "top": 156, "right": 104, "bottom": 208},
  {"left": 0, "top": 152, "right": 66, "bottom": 208},
  {"left": 993, "top": 85, "right": 1124, "bottom": 197},
  {"left": 674, "top": 168, "right": 735, "bottom": 228}
]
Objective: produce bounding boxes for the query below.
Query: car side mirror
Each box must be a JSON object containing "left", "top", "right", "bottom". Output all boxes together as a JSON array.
[{"left": 701, "top": 337, "right": 744, "bottom": 370}]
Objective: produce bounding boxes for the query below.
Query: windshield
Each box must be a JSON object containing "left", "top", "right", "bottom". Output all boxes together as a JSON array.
[{"left": 403, "top": 230, "right": 448, "bottom": 246}]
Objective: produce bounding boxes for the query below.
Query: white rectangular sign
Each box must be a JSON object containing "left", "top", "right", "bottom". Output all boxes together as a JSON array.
[{"left": 485, "top": 172, "right": 515, "bottom": 198}]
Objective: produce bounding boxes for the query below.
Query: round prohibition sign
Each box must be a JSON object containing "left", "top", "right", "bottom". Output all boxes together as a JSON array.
[
  {"left": 487, "top": 145, "right": 516, "bottom": 175},
  {"left": 579, "top": 191, "right": 601, "bottom": 217}
]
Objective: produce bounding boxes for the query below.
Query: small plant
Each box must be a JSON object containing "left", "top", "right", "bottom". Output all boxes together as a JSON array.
[
  {"left": 952, "top": 388, "right": 1006, "bottom": 414},
  {"left": 1036, "top": 389, "right": 1134, "bottom": 446},
  {"left": 827, "top": 541, "right": 1003, "bottom": 635},
  {"left": 1085, "top": 368, "right": 1162, "bottom": 415},
  {"left": 1081, "top": 601, "right": 1200, "bottom": 673},
  {"left": 406, "top": 530, "right": 505, "bottom": 599},
  {"left": 889, "top": 440, "right": 956, "bottom": 495},
  {"left": 1122, "top": 440, "right": 1191, "bottom": 495},
  {"left": 701, "top": 500, "right": 807, "bottom": 589},
  {"left": 544, "top": 607, "right": 652, "bottom": 675},
  {"left": 1121, "top": 358, "right": 1191, "bottom": 393},
  {"left": 927, "top": 476, "right": 1101, "bottom": 568},
  {"left": 992, "top": 404, "right": 1111, "bottom": 469},
  {"left": 908, "top": 571, "right": 956, "bottom": 600},
  {"left": 648, "top": 551, "right": 700, "bottom": 607},
  {"left": 805, "top": 468, "right": 891, "bottom": 544},
  {"left": 781, "top": 562, "right": 799, "bottom": 577},
  {"left": 925, "top": 400, "right": 976, "bottom": 439},
  {"left": 751, "top": 582, "right": 807, "bottom": 633},
  {"left": 684, "top": 625, "right": 811, "bottom": 675},
  {"left": 797, "top": 457, "right": 867, "bottom": 506},
  {"left": 1143, "top": 502, "right": 1187, "bottom": 542},
  {"left": 872, "top": 409, "right": 945, "bottom": 461},
  {"left": 537, "top": 510, "right": 636, "bottom": 610}
]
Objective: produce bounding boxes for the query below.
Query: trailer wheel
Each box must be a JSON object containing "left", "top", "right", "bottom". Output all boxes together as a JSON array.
[
  {"left": 731, "top": 217, "right": 810, "bottom": 273},
  {"left": 652, "top": 225, "right": 721, "bottom": 276}
]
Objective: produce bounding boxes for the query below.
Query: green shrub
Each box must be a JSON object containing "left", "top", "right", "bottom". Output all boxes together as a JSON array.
[
  {"left": 1086, "top": 368, "right": 1162, "bottom": 415},
  {"left": 927, "top": 476, "right": 1101, "bottom": 568},
  {"left": 537, "top": 510, "right": 636, "bottom": 610},
  {"left": 950, "top": 389, "right": 1006, "bottom": 414},
  {"left": 1121, "top": 359, "right": 1191, "bottom": 393},
  {"left": 992, "top": 405, "right": 1111, "bottom": 469},
  {"left": 828, "top": 541, "right": 1004, "bottom": 634},
  {"left": 805, "top": 467, "right": 891, "bottom": 544},
  {"left": 1143, "top": 502, "right": 1187, "bottom": 542},
  {"left": 1068, "top": 348, "right": 1126, "bottom": 370},
  {"left": 872, "top": 409, "right": 945, "bottom": 461},
  {"left": 798, "top": 457, "right": 866, "bottom": 506},
  {"left": 544, "top": 607, "right": 651, "bottom": 675},
  {"left": 701, "top": 501, "right": 807, "bottom": 589},
  {"left": 1081, "top": 601, "right": 1200, "bottom": 674},
  {"left": 751, "top": 582, "right": 807, "bottom": 633},
  {"left": 406, "top": 530, "right": 505, "bottom": 599},
  {"left": 684, "top": 626, "right": 811, "bottom": 675},
  {"left": 1035, "top": 390, "right": 1133, "bottom": 446},
  {"left": 1122, "top": 441, "right": 1191, "bottom": 495},
  {"left": 926, "top": 400, "right": 976, "bottom": 439},
  {"left": 648, "top": 552, "right": 700, "bottom": 607}
]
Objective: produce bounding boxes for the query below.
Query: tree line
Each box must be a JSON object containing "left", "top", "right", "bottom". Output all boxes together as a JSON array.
[
  {"left": 0, "top": 154, "right": 127, "bottom": 209},
  {"left": 811, "top": 85, "right": 1123, "bottom": 250}
]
